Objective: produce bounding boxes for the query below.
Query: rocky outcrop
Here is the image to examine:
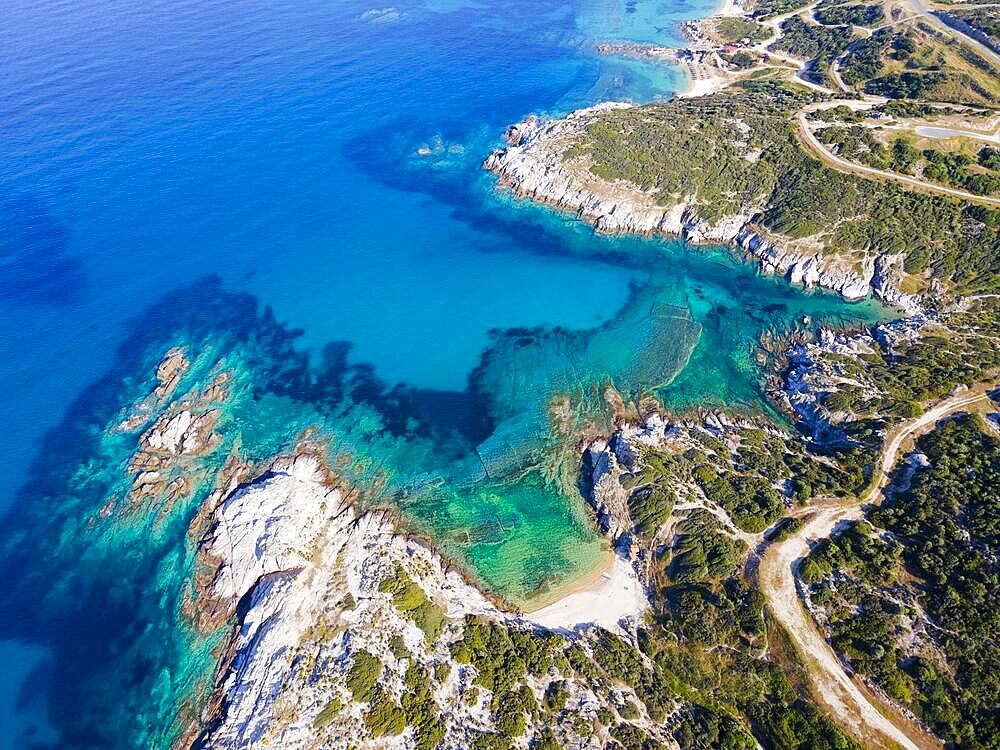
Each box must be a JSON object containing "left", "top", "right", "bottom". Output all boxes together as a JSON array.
[
  {"left": 204, "top": 453, "right": 347, "bottom": 604},
  {"left": 582, "top": 437, "right": 632, "bottom": 542},
  {"left": 154, "top": 347, "right": 189, "bottom": 400},
  {"left": 738, "top": 229, "right": 922, "bottom": 314},
  {"left": 105, "top": 347, "right": 230, "bottom": 511},
  {"left": 782, "top": 331, "right": 869, "bottom": 435},
  {"left": 121, "top": 407, "right": 221, "bottom": 505},
  {"left": 485, "top": 107, "right": 921, "bottom": 313},
  {"left": 192, "top": 448, "right": 665, "bottom": 749},
  {"left": 116, "top": 347, "right": 191, "bottom": 431},
  {"left": 780, "top": 316, "right": 928, "bottom": 435},
  {"left": 142, "top": 408, "right": 220, "bottom": 456},
  {"left": 581, "top": 411, "right": 788, "bottom": 554},
  {"left": 196, "top": 452, "right": 505, "bottom": 748}
]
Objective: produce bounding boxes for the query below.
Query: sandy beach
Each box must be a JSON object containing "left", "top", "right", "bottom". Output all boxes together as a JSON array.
[
  {"left": 675, "top": 0, "right": 751, "bottom": 97},
  {"left": 523, "top": 551, "right": 649, "bottom": 634},
  {"left": 677, "top": 72, "right": 728, "bottom": 98}
]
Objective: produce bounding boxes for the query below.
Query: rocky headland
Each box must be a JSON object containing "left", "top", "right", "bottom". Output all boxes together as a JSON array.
[
  {"left": 187, "top": 400, "right": 826, "bottom": 749},
  {"left": 184, "top": 444, "right": 663, "bottom": 749},
  {"left": 484, "top": 104, "right": 921, "bottom": 314},
  {"left": 169, "top": 346, "right": 839, "bottom": 749},
  {"left": 193, "top": 452, "right": 499, "bottom": 748}
]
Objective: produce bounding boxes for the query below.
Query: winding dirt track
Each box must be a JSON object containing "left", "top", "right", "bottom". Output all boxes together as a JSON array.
[
  {"left": 796, "top": 111, "right": 1000, "bottom": 208},
  {"left": 758, "top": 387, "right": 995, "bottom": 750},
  {"left": 761, "top": 0, "right": 1000, "bottom": 207}
]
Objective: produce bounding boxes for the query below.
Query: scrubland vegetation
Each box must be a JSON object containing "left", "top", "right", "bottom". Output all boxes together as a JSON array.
[
  {"left": 816, "top": 125, "right": 1000, "bottom": 196},
  {"left": 570, "top": 81, "right": 1000, "bottom": 295},
  {"left": 804, "top": 416, "right": 1000, "bottom": 748}
]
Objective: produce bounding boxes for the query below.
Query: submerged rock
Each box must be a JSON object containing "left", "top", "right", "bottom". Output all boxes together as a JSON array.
[
  {"left": 154, "top": 347, "right": 190, "bottom": 400},
  {"left": 116, "top": 347, "right": 192, "bottom": 431}
]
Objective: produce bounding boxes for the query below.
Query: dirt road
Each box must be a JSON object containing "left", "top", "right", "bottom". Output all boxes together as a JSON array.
[
  {"left": 796, "top": 111, "right": 1000, "bottom": 208},
  {"left": 759, "top": 387, "right": 995, "bottom": 750},
  {"left": 909, "top": 0, "right": 1000, "bottom": 68}
]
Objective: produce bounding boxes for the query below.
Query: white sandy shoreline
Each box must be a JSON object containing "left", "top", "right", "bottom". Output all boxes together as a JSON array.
[
  {"left": 523, "top": 551, "right": 649, "bottom": 634},
  {"left": 674, "top": 0, "right": 751, "bottom": 97}
]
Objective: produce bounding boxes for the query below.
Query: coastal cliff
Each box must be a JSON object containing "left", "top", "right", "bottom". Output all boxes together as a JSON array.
[
  {"left": 484, "top": 103, "right": 921, "bottom": 314},
  {"left": 195, "top": 452, "right": 505, "bottom": 748}
]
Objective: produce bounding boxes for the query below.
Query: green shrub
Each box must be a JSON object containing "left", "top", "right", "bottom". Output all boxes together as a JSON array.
[
  {"left": 312, "top": 697, "right": 343, "bottom": 728},
  {"left": 544, "top": 680, "right": 569, "bottom": 713},
  {"left": 610, "top": 721, "right": 656, "bottom": 750},
  {"left": 389, "top": 634, "right": 409, "bottom": 660},
  {"left": 494, "top": 691, "right": 527, "bottom": 736},
  {"left": 618, "top": 698, "right": 640, "bottom": 720},
  {"left": 346, "top": 650, "right": 381, "bottom": 702},
  {"left": 530, "top": 730, "right": 563, "bottom": 750},
  {"left": 434, "top": 662, "right": 451, "bottom": 683},
  {"left": 380, "top": 564, "right": 447, "bottom": 642},
  {"left": 364, "top": 686, "right": 407, "bottom": 736}
]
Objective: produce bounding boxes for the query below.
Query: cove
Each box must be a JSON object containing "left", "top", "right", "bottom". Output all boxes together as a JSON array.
[
  {"left": 0, "top": 0, "right": 889, "bottom": 748},
  {"left": 0, "top": 237, "right": 886, "bottom": 750}
]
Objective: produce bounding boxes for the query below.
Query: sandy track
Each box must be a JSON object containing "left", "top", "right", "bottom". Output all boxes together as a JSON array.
[
  {"left": 796, "top": 112, "right": 1000, "bottom": 207},
  {"left": 759, "top": 387, "right": 995, "bottom": 750}
]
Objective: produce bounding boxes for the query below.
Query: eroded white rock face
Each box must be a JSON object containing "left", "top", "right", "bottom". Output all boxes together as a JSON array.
[
  {"left": 485, "top": 107, "right": 921, "bottom": 312},
  {"left": 780, "top": 316, "right": 928, "bottom": 435},
  {"left": 200, "top": 454, "right": 502, "bottom": 749},
  {"left": 142, "top": 408, "right": 219, "bottom": 455},
  {"left": 207, "top": 454, "right": 345, "bottom": 602},
  {"left": 585, "top": 438, "right": 631, "bottom": 541}
]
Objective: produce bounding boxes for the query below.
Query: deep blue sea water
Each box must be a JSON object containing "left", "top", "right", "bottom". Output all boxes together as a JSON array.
[{"left": 0, "top": 1, "right": 888, "bottom": 747}]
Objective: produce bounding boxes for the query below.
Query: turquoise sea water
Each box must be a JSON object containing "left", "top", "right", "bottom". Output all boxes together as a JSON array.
[{"left": 0, "top": 0, "right": 888, "bottom": 747}]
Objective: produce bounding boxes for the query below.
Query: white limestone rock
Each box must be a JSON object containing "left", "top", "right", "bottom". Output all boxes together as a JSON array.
[
  {"left": 584, "top": 437, "right": 631, "bottom": 541},
  {"left": 206, "top": 454, "right": 344, "bottom": 602},
  {"left": 142, "top": 408, "right": 219, "bottom": 455},
  {"left": 144, "top": 410, "right": 193, "bottom": 453},
  {"left": 199, "top": 453, "right": 503, "bottom": 749},
  {"left": 486, "top": 107, "right": 922, "bottom": 312},
  {"left": 779, "top": 314, "right": 931, "bottom": 435}
]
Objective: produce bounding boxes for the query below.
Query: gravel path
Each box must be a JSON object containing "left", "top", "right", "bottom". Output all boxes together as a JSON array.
[
  {"left": 796, "top": 110, "right": 1000, "bottom": 208},
  {"left": 759, "top": 387, "right": 996, "bottom": 750}
]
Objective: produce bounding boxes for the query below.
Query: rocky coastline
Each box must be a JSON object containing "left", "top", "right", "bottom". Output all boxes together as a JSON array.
[
  {"left": 484, "top": 105, "right": 921, "bottom": 314},
  {"left": 184, "top": 445, "right": 654, "bottom": 748},
  {"left": 188, "top": 404, "right": 806, "bottom": 748},
  {"left": 189, "top": 450, "right": 507, "bottom": 748},
  {"left": 776, "top": 314, "right": 928, "bottom": 439}
]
